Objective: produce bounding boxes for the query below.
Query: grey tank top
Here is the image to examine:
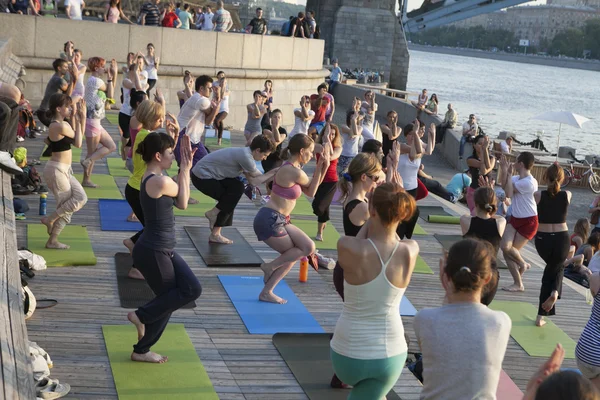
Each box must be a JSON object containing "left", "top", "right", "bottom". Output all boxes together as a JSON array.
[
  {"left": 138, "top": 174, "right": 176, "bottom": 249},
  {"left": 244, "top": 109, "right": 263, "bottom": 134}
]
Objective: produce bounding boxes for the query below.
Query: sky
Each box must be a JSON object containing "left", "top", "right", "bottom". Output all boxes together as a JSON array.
[{"left": 294, "top": 0, "right": 547, "bottom": 13}]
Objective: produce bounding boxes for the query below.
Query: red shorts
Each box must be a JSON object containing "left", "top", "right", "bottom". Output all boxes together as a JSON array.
[{"left": 510, "top": 215, "right": 539, "bottom": 241}]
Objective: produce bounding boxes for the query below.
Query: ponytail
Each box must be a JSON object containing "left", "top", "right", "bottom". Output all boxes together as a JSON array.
[
  {"left": 337, "top": 153, "right": 381, "bottom": 204},
  {"left": 543, "top": 163, "right": 564, "bottom": 197}
]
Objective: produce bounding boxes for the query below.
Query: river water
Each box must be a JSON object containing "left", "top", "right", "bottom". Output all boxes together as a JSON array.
[{"left": 406, "top": 50, "right": 599, "bottom": 156}]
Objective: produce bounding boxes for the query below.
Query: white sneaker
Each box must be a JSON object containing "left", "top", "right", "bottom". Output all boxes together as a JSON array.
[
  {"left": 16, "top": 136, "right": 25, "bottom": 142},
  {"left": 316, "top": 252, "right": 336, "bottom": 270},
  {"left": 0, "top": 151, "right": 23, "bottom": 175}
]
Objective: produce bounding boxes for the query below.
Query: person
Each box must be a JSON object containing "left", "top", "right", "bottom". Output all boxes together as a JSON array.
[
  {"left": 161, "top": 3, "right": 181, "bottom": 27},
  {"left": 280, "top": 15, "right": 293, "bottom": 37},
  {"left": 41, "top": 94, "right": 87, "bottom": 249},
  {"left": 134, "top": 55, "right": 150, "bottom": 94},
  {"left": 105, "top": 0, "right": 134, "bottom": 23},
  {"left": 411, "top": 89, "right": 427, "bottom": 112},
  {"left": 177, "top": 3, "right": 192, "bottom": 29},
  {"left": 70, "top": 49, "right": 86, "bottom": 104},
  {"left": 423, "top": 93, "right": 438, "bottom": 116},
  {"left": 576, "top": 270, "right": 600, "bottom": 392},
  {"left": 532, "top": 369, "right": 600, "bottom": 399},
  {"left": 118, "top": 63, "right": 144, "bottom": 160},
  {"left": 499, "top": 152, "right": 538, "bottom": 292},
  {"left": 64, "top": 0, "right": 84, "bottom": 20},
  {"left": 338, "top": 105, "right": 363, "bottom": 178},
  {"left": 331, "top": 182, "right": 418, "bottom": 399},
  {"left": 127, "top": 131, "right": 202, "bottom": 364},
  {"left": 567, "top": 233, "right": 599, "bottom": 277},
  {"left": 261, "top": 109, "right": 287, "bottom": 195},
  {"left": 244, "top": 90, "right": 267, "bottom": 146},
  {"left": 139, "top": 0, "right": 161, "bottom": 26},
  {"left": 80, "top": 57, "right": 117, "bottom": 188},
  {"left": 312, "top": 124, "right": 342, "bottom": 242},
  {"left": 446, "top": 170, "right": 471, "bottom": 202},
  {"left": 199, "top": 5, "right": 213, "bottom": 30},
  {"left": 254, "top": 134, "right": 330, "bottom": 303},
  {"left": 500, "top": 135, "right": 514, "bottom": 154},
  {"left": 466, "top": 135, "right": 495, "bottom": 214},
  {"left": 193, "top": 135, "right": 277, "bottom": 244},
  {"left": 380, "top": 110, "right": 401, "bottom": 167},
  {"left": 246, "top": 7, "right": 267, "bottom": 34},
  {"left": 36, "top": 59, "right": 76, "bottom": 127},
  {"left": 125, "top": 89, "right": 149, "bottom": 173},
  {"left": 144, "top": 43, "right": 160, "bottom": 97},
  {"left": 212, "top": 0, "right": 232, "bottom": 32},
  {"left": 289, "top": 95, "right": 314, "bottom": 139},
  {"left": 418, "top": 164, "right": 457, "bottom": 203},
  {"left": 435, "top": 103, "right": 457, "bottom": 144},
  {"left": 262, "top": 80, "right": 274, "bottom": 128},
  {"left": 309, "top": 83, "right": 331, "bottom": 134},
  {"left": 589, "top": 196, "right": 600, "bottom": 235},
  {"left": 212, "top": 71, "right": 229, "bottom": 146},
  {"left": 59, "top": 41, "right": 75, "bottom": 63},
  {"left": 176, "top": 70, "right": 193, "bottom": 108},
  {"left": 459, "top": 114, "right": 478, "bottom": 159},
  {"left": 533, "top": 164, "right": 571, "bottom": 326},
  {"left": 572, "top": 218, "right": 591, "bottom": 252},
  {"left": 328, "top": 59, "right": 343, "bottom": 94},
  {"left": 289, "top": 11, "right": 308, "bottom": 38},
  {"left": 415, "top": 239, "right": 511, "bottom": 400},
  {"left": 360, "top": 91, "right": 378, "bottom": 142}
]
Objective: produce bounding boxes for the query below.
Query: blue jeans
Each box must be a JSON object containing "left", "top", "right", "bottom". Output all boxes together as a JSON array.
[
  {"left": 329, "top": 80, "right": 339, "bottom": 94},
  {"left": 459, "top": 135, "right": 470, "bottom": 157}
]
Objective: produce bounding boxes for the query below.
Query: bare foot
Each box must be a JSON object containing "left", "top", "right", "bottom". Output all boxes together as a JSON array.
[
  {"left": 41, "top": 217, "right": 54, "bottom": 235},
  {"left": 502, "top": 284, "right": 525, "bottom": 292},
  {"left": 204, "top": 211, "right": 217, "bottom": 230},
  {"left": 45, "top": 241, "right": 70, "bottom": 249},
  {"left": 127, "top": 214, "right": 139, "bottom": 222},
  {"left": 127, "top": 311, "right": 145, "bottom": 340},
  {"left": 261, "top": 263, "right": 274, "bottom": 284},
  {"left": 188, "top": 197, "right": 199, "bottom": 205},
  {"left": 82, "top": 180, "right": 99, "bottom": 188},
  {"left": 259, "top": 291, "right": 287, "bottom": 304},
  {"left": 217, "top": 139, "right": 222, "bottom": 146},
  {"left": 542, "top": 291, "right": 558, "bottom": 312},
  {"left": 535, "top": 316, "right": 547, "bottom": 327},
  {"left": 518, "top": 262, "right": 531, "bottom": 275},
  {"left": 128, "top": 268, "right": 145, "bottom": 280},
  {"left": 131, "top": 351, "right": 168, "bottom": 363},
  {"left": 315, "top": 234, "right": 323, "bottom": 242},
  {"left": 123, "top": 238, "right": 135, "bottom": 254},
  {"left": 209, "top": 234, "right": 233, "bottom": 244}
]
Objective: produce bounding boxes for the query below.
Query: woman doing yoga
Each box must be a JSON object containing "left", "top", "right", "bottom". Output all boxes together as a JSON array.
[
  {"left": 254, "top": 133, "right": 330, "bottom": 304},
  {"left": 534, "top": 163, "right": 572, "bottom": 327},
  {"left": 41, "top": 94, "right": 88, "bottom": 249},
  {"left": 118, "top": 63, "right": 144, "bottom": 160},
  {"left": 176, "top": 70, "right": 194, "bottom": 109},
  {"left": 330, "top": 182, "right": 418, "bottom": 399},
  {"left": 244, "top": 90, "right": 267, "bottom": 146},
  {"left": 127, "top": 132, "right": 202, "bottom": 364},
  {"left": 213, "top": 71, "right": 230, "bottom": 146}
]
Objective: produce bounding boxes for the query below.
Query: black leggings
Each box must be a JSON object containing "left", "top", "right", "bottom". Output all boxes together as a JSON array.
[
  {"left": 125, "top": 184, "right": 145, "bottom": 243},
  {"left": 312, "top": 181, "right": 337, "bottom": 223},
  {"left": 419, "top": 176, "right": 454, "bottom": 202},
  {"left": 146, "top": 79, "right": 157, "bottom": 97},
  {"left": 214, "top": 111, "right": 228, "bottom": 139},
  {"left": 132, "top": 244, "right": 202, "bottom": 354},
  {"left": 534, "top": 231, "right": 570, "bottom": 316},
  {"left": 191, "top": 174, "right": 244, "bottom": 227},
  {"left": 118, "top": 112, "right": 132, "bottom": 139},
  {"left": 396, "top": 188, "right": 420, "bottom": 239}
]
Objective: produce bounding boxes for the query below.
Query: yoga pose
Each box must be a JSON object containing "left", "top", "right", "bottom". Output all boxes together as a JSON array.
[
  {"left": 360, "top": 90, "right": 378, "bottom": 141},
  {"left": 118, "top": 63, "right": 144, "bottom": 160},
  {"left": 81, "top": 57, "right": 118, "bottom": 188},
  {"left": 309, "top": 83, "right": 330, "bottom": 134},
  {"left": 192, "top": 135, "right": 277, "bottom": 244},
  {"left": 576, "top": 271, "right": 600, "bottom": 392},
  {"left": 254, "top": 134, "right": 330, "bottom": 304},
  {"left": 289, "top": 95, "right": 314, "bottom": 140},
  {"left": 499, "top": 152, "right": 538, "bottom": 292},
  {"left": 534, "top": 164, "right": 571, "bottom": 326},
  {"left": 127, "top": 131, "right": 202, "bottom": 364},
  {"left": 144, "top": 43, "right": 160, "bottom": 97},
  {"left": 36, "top": 59, "right": 77, "bottom": 127},
  {"left": 70, "top": 49, "right": 86, "bottom": 104},
  {"left": 213, "top": 71, "right": 230, "bottom": 145},
  {"left": 331, "top": 183, "right": 418, "bottom": 399},
  {"left": 244, "top": 90, "right": 267, "bottom": 146},
  {"left": 125, "top": 89, "right": 150, "bottom": 173},
  {"left": 262, "top": 79, "right": 273, "bottom": 127},
  {"left": 415, "top": 239, "right": 511, "bottom": 399},
  {"left": 41, "top": 94, "right": 88, "bottom": 249},
  {"left": 176, "top": 70, "right": 194, "bottom": 109},
  {"left": 380, "top": 111, "right": 402, "bottom": 167},
  {"left": 261, "top": 109, "right": 287, "bottom": 195},
  {"left": 338, "top": 102, "right": 363, "bottom": 178},
  {"left": 466, "top": 135, "right": 495, "bottom": 215}
]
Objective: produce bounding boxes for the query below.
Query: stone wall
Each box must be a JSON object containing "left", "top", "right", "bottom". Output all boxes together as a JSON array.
[
  {"left": 0, "top": 39, "right": 24, "bottom": 85},
  {"left": 0, "top": 14, "right": 328, "bottom": 130}
]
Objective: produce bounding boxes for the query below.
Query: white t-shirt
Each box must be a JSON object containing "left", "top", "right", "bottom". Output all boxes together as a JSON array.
[
  {"left": 510, "top": 174, "right": 538, "bottom": 218},
  {"left": 177, "top": 92, "right": 211, "bottom": 144},
  {"left": 139, "top": 70, "right": 148, "bottom": 90},
  {"left": 462, "top": 121, "right": 478, "bottom": 136},
  {"left": 144, "top": 56, "right": 158, "bottom": 80},
  {"left": 341, "top": 132, "right": 360, "bottom": 158},
  {"left": 65, "top": 0, "right": 83, "bottom": 19},
  {"left": 120, "top": 83, "right": 132, "bottom": 116},
  {"left": 398, "top": 153, "right": 421, "bottom": 191},
  {"left": 500, "top": 141, "right": 510, "bottom": 153},
  {"left": 289, "top": 108, "right": 315, "bottom": 138}
]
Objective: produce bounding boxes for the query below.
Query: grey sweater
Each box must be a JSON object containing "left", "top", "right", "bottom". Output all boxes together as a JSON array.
[{"left": 414, "top": 302, "right": 511, "bottom": 400}]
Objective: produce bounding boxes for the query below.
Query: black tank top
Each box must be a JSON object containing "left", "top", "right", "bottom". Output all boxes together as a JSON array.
[
  {"left": 138, "top": 174, "right": 176, "bottom": 249},
  {"left": 537, "top": 190, "right": 568, "bottom": 224},
  {"left": 464, "top": 216, "right": 502, "bottom": 254},
  {"left": 343, "top": 199, "right": 364, "bottom": 237},
  {"left": 48, "top": 136, "right": 72, "bottom": 153},
  {"left": 382, "top": 124, "right": 394, "bottom": 157}
]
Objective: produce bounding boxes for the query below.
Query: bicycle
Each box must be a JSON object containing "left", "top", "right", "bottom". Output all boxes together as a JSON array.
[{"left": 561, "top": 160, "right": 600, "bottom": 193}]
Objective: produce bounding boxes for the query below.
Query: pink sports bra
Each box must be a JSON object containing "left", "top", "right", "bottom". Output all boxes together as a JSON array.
[{"left": 271, "top": 162, "right": 302, "bottom": 200}]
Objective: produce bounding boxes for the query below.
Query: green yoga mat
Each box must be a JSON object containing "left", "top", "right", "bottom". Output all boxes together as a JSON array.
[
  {"left": 205, "top": 137, "right": 231, "bottom": 150},
  {"left": 291, "top": 196, "right": 314, "bottom": 217},
  {"left": 40, "top": 145, "right": 82, "bottom": 161},
  {"left": 292, "top": 219, "right": 340, "bottom": 250},
  {"left": 174, "top": 191, "right": 216, "bottom": 217},
  {"left": 74, "top": 174, "right": 123, "bottom": 199},
  {"left": 414, "top": 224, "right": 427, "bottom": 235},
  {"left": 27, "top": 224, "right": 96, "bottom": 266},
  {"left": 428, "top": 215, "right": 461, "bottom": 224},
  {"left": 107, "top": 158, "right": 132, "bottom": 177},
  {"left": 489, "top": 301, "right": 576, "bottom": 359},
  {"left": 103, "top": 324, "right": 218, "bottom": 400},
  {"left": 105, "top": 113, "right": 119, "bottom": 125},
  {"left": 415, "top": 255, "right": 434, "bottom": 274}
]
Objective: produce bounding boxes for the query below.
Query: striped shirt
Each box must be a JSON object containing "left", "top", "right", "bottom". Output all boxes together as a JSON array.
[
  {"left": 140, "top": 2, "right": 160, "bottom": 26},
  {"left": 213, "top": 9, "right": 231, "bottom": 31},
  {"left": 576, "top": 291, "right": 600, "bottom": 366}
]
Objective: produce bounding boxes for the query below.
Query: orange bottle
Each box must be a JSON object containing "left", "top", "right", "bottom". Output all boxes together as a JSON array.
[{"left": 299, "top": 257, "right": 309, "bottom": 282}]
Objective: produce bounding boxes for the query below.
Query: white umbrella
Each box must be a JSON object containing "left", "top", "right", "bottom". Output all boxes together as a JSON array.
[{"left": 532, "top": 111, "right": 590, "bottom": 161}]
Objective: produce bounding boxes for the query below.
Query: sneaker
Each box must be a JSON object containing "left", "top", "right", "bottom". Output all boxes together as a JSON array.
[
  {"left": 0, "top": 151, "right": 23, "bottom": 175},
  {"left": 316, "top": 252, "right": 336, "bottom": 270},
  {"left": 16, "top": 136, "right": 25, "bottom": 142}
]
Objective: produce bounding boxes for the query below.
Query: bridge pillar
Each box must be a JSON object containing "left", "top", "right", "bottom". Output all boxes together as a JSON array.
[{"left": 307, "top": 0, "right": 410, "bottom": 90}]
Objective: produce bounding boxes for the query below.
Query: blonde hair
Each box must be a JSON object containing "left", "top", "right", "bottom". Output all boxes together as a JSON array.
[
  {"left": 135, "top": 100, "right": 165, "bottom": 130},
  {"left": 574, "top": 218, "right": 590, "bottom": 242},
  {"left": 338, "top": 153, "right": 381, "bottom": 203}
]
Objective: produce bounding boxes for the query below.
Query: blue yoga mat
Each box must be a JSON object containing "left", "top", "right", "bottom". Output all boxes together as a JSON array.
[
  {"left": 218, "top": 275, "right": 325, "bottom": 335},
  {"left": 400, "top": 296, "right": 417, "bottom": 316},
  {"left": 99, "top": 199, "right": 143, "bottom": 231}
]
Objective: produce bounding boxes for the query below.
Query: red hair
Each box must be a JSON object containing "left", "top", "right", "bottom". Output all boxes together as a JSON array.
[{"left": 87, "top": 57, "right": 106, "bottom": 72}]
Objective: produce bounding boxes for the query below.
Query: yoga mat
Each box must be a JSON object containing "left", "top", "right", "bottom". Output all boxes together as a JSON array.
[
  {"left": 106, "top": 157, "right": 131, "bottom": 177},
  {"left": 174, "top": 191, "right": 217, "bottom": 217},
  {"left": 489, "top": 301, "right": 576, "bottom": 358},
  {"left": 204, "top": 137, "right": 231, "bottom": 149},
  {"left": 418, "top": 205, "right": 452, "bottom": 220},
  {"left": 434, "top": 234, "right": 508, "bottom": 269},
  {"left": 292, "top": 219, "right": 340, "bottom": 250},
  {"left": 496, "top": 370, "right": 523, "bottom": 400},
  {"left": 414, "top": 224, "right": 427, "bottom": 235},
  {"left": 428, "top": 215, "right": 461, "bottom": 224},
  {"left": 291, "top": 196, "right": 315, "bottom": 217},
  {"left": 40, "top": 145, "right": 82, "bottom": 161},
  {"left": 400, "top": 296, "right": 417, "bottom": 316},
  {"left": 27, "top": 224, "right": 96, "bottom": 266},
  {"left": 185, "top": 227, "right": 263, "bottom": 267},
  {"left": 415, "top": 255, "right": 434, "bottom": 275},
  {"left": 272, "top": 333, "right": 401, "bottom": 400},
  {"left": 105, "top": 113, "right": 119, "bottom": 125},
  {"left": 218, "top": 275, "right": 324, "bottom": 334},
  {"left": 204, "top": 129, "right": 230, "bottom": 139},
  {"left": 114, "top": 253, "right": 195, "bottom": 309},
  {"left": 74, "top": 174, "right": 123, "bottom": 199},
  {"left": 103, "top": 324, "right": 218, "bottom": 400},
  {"left": 99, "top": 199, "right": 142, "bottom": 231}
]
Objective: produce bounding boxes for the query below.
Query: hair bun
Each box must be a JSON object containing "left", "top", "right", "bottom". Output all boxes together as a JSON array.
[{"left": 484, "top": 203, "right": 493, "bottom": 211}]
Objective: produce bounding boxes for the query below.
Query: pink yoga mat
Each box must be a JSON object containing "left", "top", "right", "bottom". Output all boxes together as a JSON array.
[{"left": 496, "top": 370, "right": 523, "bottom": 400}]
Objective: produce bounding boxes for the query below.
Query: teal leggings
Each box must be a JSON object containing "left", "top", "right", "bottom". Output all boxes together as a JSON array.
[{"left": 330, "top": 349, "right": 407, "bottom": 400}]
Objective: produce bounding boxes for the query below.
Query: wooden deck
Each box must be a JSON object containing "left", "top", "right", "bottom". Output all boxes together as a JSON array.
[{"left": 17, "top": 115, "right": 590, "bottom": 399}]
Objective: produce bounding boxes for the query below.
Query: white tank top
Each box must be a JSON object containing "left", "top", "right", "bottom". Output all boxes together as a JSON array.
[
  {"left": 398, "top": 153, "right": 421, "bottom": 191},
  {"left": 341, "top": 131, "right": 360, "bottom": 157},
  {"left": 120, "top": 85, "right": 132, "bottom": 116},
  {"left": 331, "top": 239, "right": 407, "bottom": 360},
  {"left": 145, "top": 56, "right": 157, "bottom": 80}
]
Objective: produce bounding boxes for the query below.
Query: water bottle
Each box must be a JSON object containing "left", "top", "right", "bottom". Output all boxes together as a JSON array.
[
  {"left": 39, "top": 194, "right": 47, "bottom": 216},
  {"left": 299, "top": 257, "right": 308, "bottom": 283}
]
